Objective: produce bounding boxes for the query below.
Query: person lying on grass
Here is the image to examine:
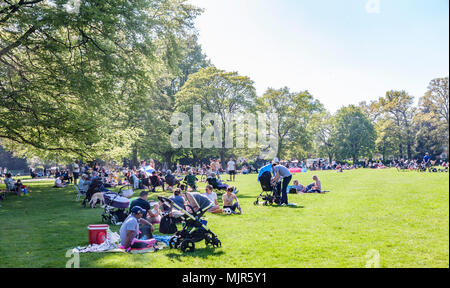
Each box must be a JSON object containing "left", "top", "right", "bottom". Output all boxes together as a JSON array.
[
  {"left": 120, "top": 206, "right": 154, "bottom": 250},
  {"left": 222, "top": 187, "right": 243, "bottom": 214},
  {"left": 203, "top": 185, "right": 222, "bottom": 214},
  {"left": 304, "top": 175, "right": 322, "bottom": 193}
]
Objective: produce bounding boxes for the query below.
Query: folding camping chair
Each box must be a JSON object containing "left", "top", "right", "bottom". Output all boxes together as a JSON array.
[{"left": 73, "top": 184, "right": 86, "bottom": 202}]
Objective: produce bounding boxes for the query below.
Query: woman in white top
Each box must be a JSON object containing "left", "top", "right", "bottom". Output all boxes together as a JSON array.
[{"left": 203, "top": 185, "right": 222, "bottom": 214}]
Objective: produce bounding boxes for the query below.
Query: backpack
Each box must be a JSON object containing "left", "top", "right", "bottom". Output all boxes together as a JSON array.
[{"left": 159, "top": 215, "right": 178, "bottom": 234}]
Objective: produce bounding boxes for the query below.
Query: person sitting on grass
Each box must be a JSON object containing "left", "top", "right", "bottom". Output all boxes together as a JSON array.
[
  {"left": 184, "top": 170, "right": 198, "bottom": 191},
  {"left": 120, "top": 206, "right": 154, "bottom": 250},
  {"left": 304, "top": 175, "right": 322, "bottom": 193},
  {"left": 222, "top": 187, "right": 243, "bottom": 214},
  {"left": 207, "top": 172, "right": 233, "bottom": 192},
  {"left": 54, "top": 176, "right": 67, "bottom": 188},
  {"left": 14, "top": 179, "right": 26, "bottom": 195},
  {"left": 203, "top": 185, "right": 222, "bottom": 214},
  {"left": 3, "top": 173, "right": 16, "bottom": 192},
  {"left": 150, "top": 171, "right": 164, "bottom": 192},
  {"left": 165, "top": 170, "right": 180, "bottom": 191},
  {"left": 170, "top": 188, "right": 185, "bottom": 209},
  {"left": 130, "top": 171, "right": 140, "bottom": 190},
  {"left": 290, "top": 179, "right": 305, "bottom": 194},
  {"left": 78, "top": 174, "right": 90, "bottom": 193}
]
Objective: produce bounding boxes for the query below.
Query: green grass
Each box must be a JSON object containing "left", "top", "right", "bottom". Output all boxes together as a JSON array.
[{"left": 0, "top": 169, "right": 448, "bottom": 268}]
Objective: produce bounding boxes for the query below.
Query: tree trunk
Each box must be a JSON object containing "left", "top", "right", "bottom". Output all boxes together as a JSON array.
[
  {"left": 163, "top": 152, "right": 173, "bottom": 171},
  {"left": 131, "top": 145, "right": 138, "bottom": 169},
  {"left": 277, "top": 139, "right": 283, "bottom": 160},
  {"left": 220, "top": 149, "right": 226, "bottom": 170}
]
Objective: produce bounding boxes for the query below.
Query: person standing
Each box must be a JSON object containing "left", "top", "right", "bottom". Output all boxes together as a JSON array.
[
  {"left": 423, "top": 152, "right": 431, "bottom": 168},
  {"left": 271, "top": 158, "right": 292, "bottom": 206},
  {"left": 214, "top": 159, "right": 221, "bottom": 180},
  {"left": 227, "top": 158, "right": 236, "bottom": 182}
]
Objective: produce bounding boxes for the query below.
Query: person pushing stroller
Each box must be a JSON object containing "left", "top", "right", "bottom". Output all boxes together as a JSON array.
[{"left": 271, "top": 158, "right": 292, "bottom": 206}]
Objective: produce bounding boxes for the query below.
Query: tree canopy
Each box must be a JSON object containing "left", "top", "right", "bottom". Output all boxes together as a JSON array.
[{"left": 0, "top": 0, "right": 201, "bottom": 162}]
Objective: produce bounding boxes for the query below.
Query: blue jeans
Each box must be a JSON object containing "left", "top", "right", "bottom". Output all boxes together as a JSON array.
[{"left": 276, "top": 175, "right": 292, "bottom": 205}]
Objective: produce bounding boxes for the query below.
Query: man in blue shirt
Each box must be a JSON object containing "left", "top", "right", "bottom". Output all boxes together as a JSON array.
[{"left": 423, "top": 152, "right": 431, "bottom": 167}]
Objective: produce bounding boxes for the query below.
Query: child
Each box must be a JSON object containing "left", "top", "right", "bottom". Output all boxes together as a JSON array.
[{"left": 14, "top": 179, "right": 27, "bottom": 195}]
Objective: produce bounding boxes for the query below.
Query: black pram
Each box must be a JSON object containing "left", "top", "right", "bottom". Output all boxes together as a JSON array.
[
  {"left": 254, "top": 171, "right": 280, "bottom": 206},
  {"left": 158, "top": 192, "right": 221, "bottom": 253}
]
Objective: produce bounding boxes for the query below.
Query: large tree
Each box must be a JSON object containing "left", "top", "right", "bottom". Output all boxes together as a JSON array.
[
  {"left": 174, "top": 66, "right": 257, "bottom": 167},
  {"left": 332, "top": 105, "right": 376, "bottom": 164},
  {"left": 256, "top": 87, "right": 322, "bottom": 160},
  {"left": 312, "top": 111, "right": 335, "bottom": 163},
  {"left": 378, "top": 90, "right": 415, "bottom": 159},
  {"left": 413, "top": 77, "right": 449, "bottom": 159},
  {"left": 136, "top": 34, "right": 211, "bottom": 168},
  {"left": 0, "top": 0, "right": 201, "bottom": 161}
]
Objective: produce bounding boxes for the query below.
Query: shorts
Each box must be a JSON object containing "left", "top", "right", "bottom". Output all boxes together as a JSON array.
[
  {"left": 73, "top": 172, "right": 79, "bottom": 179},
  {"left": 228, "top": 170, "right": 236, "bottom": 175}
]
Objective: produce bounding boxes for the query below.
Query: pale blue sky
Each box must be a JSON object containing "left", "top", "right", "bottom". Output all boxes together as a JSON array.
[{"left": 188, "top": 0, "right": 449, "bottom": 112}]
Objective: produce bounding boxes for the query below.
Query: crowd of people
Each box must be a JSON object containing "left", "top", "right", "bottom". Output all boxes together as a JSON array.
[
  {"left": 2, "top": 152, "right": 448, "bottom": 249},
  {"left": 392, "top": 153, "right": 449, "bottom": 171},
  {"left": 0, "top": 173, "right": 29, "bottom": 196}
]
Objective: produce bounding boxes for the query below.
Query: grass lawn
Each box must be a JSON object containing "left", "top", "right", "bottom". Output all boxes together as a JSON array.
[{"left": 0, "top": 168, "right": 448, "bottom": 268}]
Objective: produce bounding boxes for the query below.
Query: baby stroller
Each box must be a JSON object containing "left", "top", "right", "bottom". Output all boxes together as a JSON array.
[
  {"left": 101, "top": 192, "right": 130, "bottom": 225},
  {"left": 158, "top": 193, "right": 222, "bottom": 253},
  {"left": 254, "top": 171, "right": 280, "bottom": 206}
]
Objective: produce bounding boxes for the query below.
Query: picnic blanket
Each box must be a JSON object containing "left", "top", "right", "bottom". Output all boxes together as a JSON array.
[{"left": 72, "top": 230, "right": 171, "bottom": 254}]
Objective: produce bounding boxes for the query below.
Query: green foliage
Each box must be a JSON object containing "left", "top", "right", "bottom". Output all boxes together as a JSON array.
[
  {"left": 377, "top": 90, "right": 415, "bottom": 159},
  {"left": 0, "top": 0, "right": 201, "bottom": 161},
  {"left": 256, "top": 87, "right": 323, "bottom": 160},
  {"left": 312, "top": 111, "right": 335, "bottom": 162},
  {"left": 332, "top": 105, "right": 376, "bottom": 163},
  {"left": 135, "top": 34, "right": 211, "bottom": 167},
  {"left": 413, "top": 77, "right": 449, "bottom": 159},
  {"left": 174, "top": 66, "right": 257, "bottom": 165}
]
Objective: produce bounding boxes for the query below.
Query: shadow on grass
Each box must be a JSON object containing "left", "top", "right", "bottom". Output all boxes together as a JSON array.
[
  {"left": 165, "top": 247, "right": 225, "bottom": 261},
  {"left": 266, "top": 205, "right": 305, "bottom": 209}
]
